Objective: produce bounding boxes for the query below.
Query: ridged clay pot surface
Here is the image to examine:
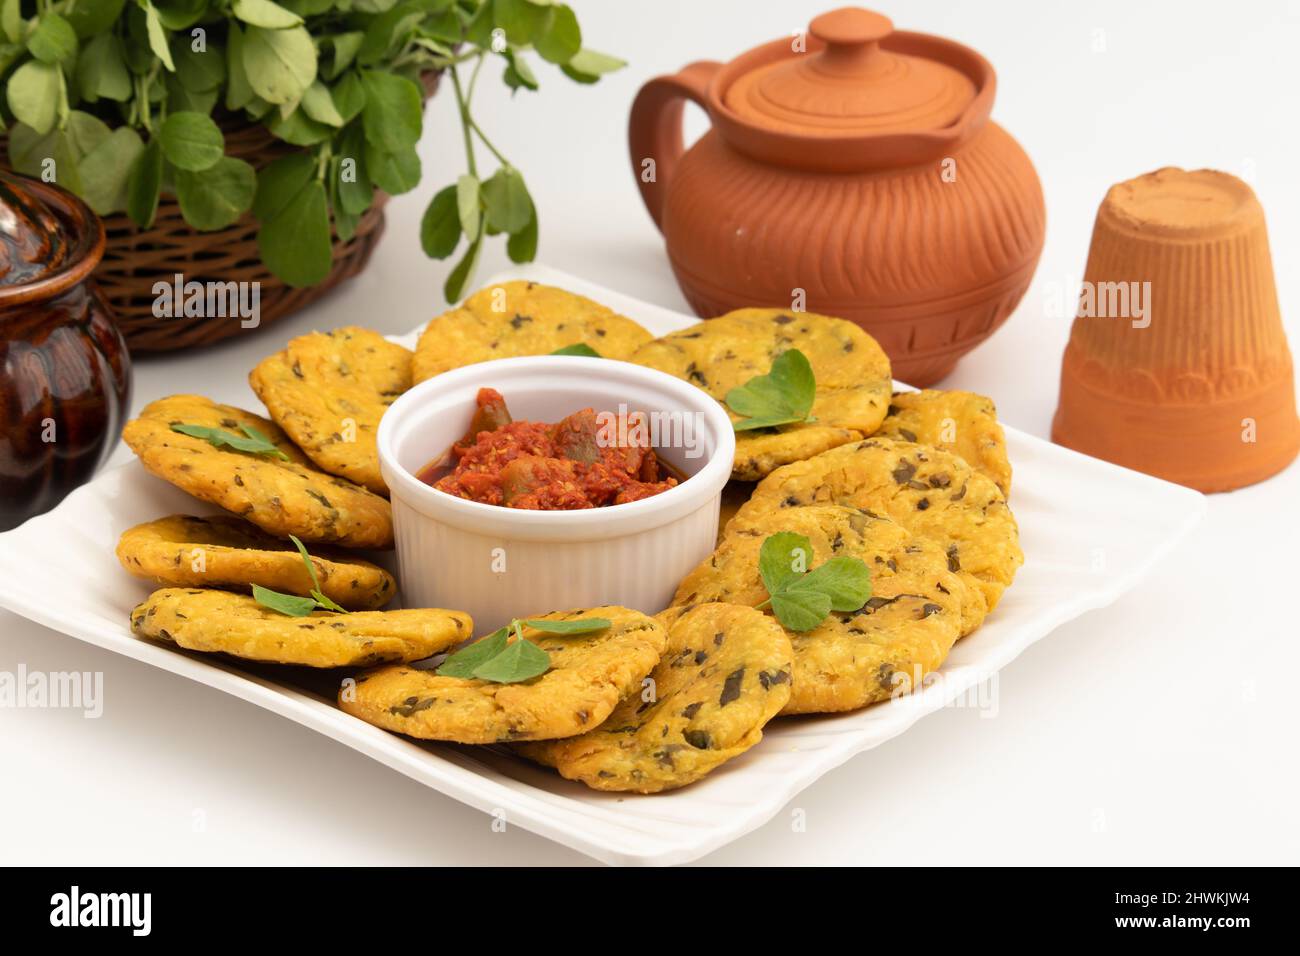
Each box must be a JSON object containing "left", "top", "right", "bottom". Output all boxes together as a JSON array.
[
  {"left": 0, "top": 171, "right": 132, "bottom": 531},
  {"left": 1052, "top": 167, "right": 1300, "bottom": 493},
  {"left": 629, "top": 6, "right": 1046, "bottom": 385}
]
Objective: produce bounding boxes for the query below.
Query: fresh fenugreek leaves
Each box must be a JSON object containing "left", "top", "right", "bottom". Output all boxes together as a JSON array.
[
  {"left": 171, "top": 422, "right": 288, "bottom": 460},
  {"left": 756, "top": 532, "right": 872, "bottom": 631},
  {"left": 725, "top": 349, "right": 817, "bottom": 432},
  {"left": 436, "top": 616, "right": 612, "bottom": 683},
  {"left": 252, "top": 534, "right": 349, "bottom": 617}
]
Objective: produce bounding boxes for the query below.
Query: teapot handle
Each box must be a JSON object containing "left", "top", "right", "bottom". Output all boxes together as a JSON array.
[{"left": 628, "top": 60, "right": 720, "bottom": 232}]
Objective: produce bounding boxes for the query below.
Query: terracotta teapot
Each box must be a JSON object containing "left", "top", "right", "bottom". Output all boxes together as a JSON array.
[
  {"left": 629, "top": 6, "right": 1046, "bottom": 384},
  {"left": 1, "top": 170, "right": 131, "bottom": 532}
]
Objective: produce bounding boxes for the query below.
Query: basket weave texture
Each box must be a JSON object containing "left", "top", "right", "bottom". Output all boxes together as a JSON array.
[{"left": 22, "top": 73, "right": 438, "bottom": 353}]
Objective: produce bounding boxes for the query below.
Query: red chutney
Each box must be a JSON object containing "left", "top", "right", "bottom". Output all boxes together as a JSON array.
[{"left": 418, "top": 388, "right": 678, "bottom": 509}]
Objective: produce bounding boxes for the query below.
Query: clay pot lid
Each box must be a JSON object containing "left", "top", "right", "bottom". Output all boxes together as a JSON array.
[
  {"left": 723, "top": 7, "right": 977, "bottom": 137},
  {"left": 0, "top": 169, "right": 104, "bottom": 306},
  {"left": 1100, "top": 167, "right": 1261, "bottom": 240},
  {"left": 702, "top": 6, "right": 997, "bottom": 171}
]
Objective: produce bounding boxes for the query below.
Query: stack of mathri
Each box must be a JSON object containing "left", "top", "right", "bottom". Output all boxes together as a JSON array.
[{"left": 117, "top": 282, "right": 1020, "bottom": 793}]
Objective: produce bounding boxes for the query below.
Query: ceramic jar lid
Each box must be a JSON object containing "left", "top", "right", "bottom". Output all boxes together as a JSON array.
[
  {"left": 0, "top": 173, "right": 75, "bottom": 285},
  {"left": 0, "top": 170, "right": 103, "bottom": 305},
  {"left": 723, "top": 7, "right": 978, "bottom": 137}
]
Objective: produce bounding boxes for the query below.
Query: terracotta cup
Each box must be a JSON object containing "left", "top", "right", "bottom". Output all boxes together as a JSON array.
[
  {"left": 1052, "top": 168, "right": 1299, "bottom": 492},
  {"left": 629, "top": 6, "right": 1046, "bottom": 385}
]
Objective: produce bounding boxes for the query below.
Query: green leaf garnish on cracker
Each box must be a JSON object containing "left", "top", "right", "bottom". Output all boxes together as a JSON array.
[
  {"left": 251, "top": 584, "right": 318, "bottom": 618},
  {"left": 524, "top": 616, "right": 612, "bottom": 634},
  {"left": 436, "top": 616, "right": 611, "bottom": 683},
  {"left": 252, "top": 535, "right": 350, "bottom": 616},
  {"left": 171, "top": 422, "right": 289, "bottom": 460},
  {"left": 756, "top": 532, "right": 872, "bottom": 632},
  {"left": 725, "top": 349, "right": 817, "bottom": 431},
  {"left": 551, "top": 343, "right": 602, "bottom": 358}
]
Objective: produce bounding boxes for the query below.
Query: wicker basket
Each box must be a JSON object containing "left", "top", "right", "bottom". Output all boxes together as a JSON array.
[{"left": 10, "top": 74, "right": 438, "bottom": 352}]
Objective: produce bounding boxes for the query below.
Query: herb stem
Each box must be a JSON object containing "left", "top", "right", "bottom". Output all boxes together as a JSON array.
[
  {"left": 135, "top": 74, "right": 149, "bottom": 132},
  {"left": 317, "top": 143, "right": 332, "bottom": 181},
  {"left": 139, "top": 62, "right": 161, "bottom": 133},
  {"left": 454, "top": 52, "right": 511, "bottom": 171},
  {"left": 468, "top": 117, "right": 511, "bottom": 168},
  {"left": 466, "top": 50, "right": 486, "bottom": 104},
  {"left": 449, "top": 62, "right": 478, "bottom": 177}
]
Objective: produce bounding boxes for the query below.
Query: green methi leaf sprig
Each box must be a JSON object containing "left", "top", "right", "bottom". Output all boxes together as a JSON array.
[
  {"left": 252, "top": 533, "right": 349, "bottom": 616},
  {"left": 756, "top": 532, "right": 872, "bottom": 631},
  {"left": 437, "top": 615, "right": 611, "bottom": 683},
  {"left": 2, "top": 1, "right": 623, "bottom": 295},
  {"left": 725, "top": 349, "right": 818, "bottom": 431}
]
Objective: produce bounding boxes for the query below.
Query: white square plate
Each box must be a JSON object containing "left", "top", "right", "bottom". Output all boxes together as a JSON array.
[{"left": 0, "top": 265, "right": 1206, "bottom": 866}]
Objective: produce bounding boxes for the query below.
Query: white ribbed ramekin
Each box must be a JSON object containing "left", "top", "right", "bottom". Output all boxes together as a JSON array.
[{"left": 377, "top": 356, "right": 735, "bottom": 634}]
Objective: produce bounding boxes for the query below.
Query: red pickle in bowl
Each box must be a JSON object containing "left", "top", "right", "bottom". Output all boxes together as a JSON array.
[{"left": 415, "top": 387, "right": 686, "bottom": 509}]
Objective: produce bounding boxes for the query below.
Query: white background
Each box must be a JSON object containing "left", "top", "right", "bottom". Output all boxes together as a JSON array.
[{"left": 2, "top": 0, "right": 1298, "bottom": 865}]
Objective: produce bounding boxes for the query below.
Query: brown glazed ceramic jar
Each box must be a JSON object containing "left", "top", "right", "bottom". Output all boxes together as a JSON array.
[
  {"left": 629, "top": 6, "right": 1046, "bottom": 385},
  {"left": 0, "top": 170, "right": 131, "bottom": 532}
]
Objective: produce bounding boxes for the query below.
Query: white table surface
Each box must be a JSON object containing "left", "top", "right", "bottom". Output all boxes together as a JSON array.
[{"left": 2, "top": 0, "right": 1297, "bottom": 866}]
